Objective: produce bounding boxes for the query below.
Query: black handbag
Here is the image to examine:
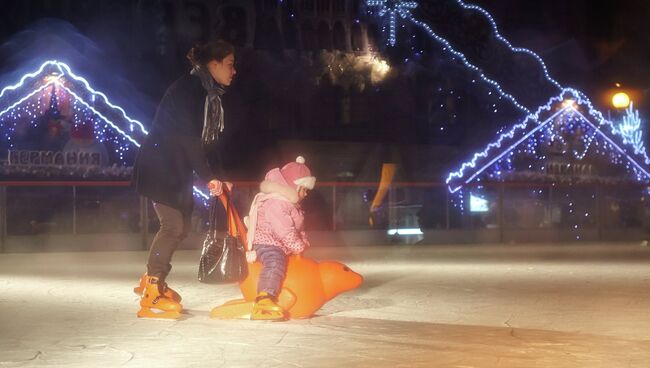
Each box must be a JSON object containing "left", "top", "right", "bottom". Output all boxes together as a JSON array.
[{"left": 198, "top": 191, "right": 248, "bottom": 284}]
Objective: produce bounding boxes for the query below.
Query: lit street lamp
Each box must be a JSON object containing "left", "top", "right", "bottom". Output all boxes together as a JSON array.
[{"left": 612, "top": 92, "right": 631, "bottom": 109}]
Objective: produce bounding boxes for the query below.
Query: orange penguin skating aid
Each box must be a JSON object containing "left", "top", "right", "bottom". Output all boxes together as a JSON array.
[
  {"left": 211, "top": 255, "right": 363, "bottom": 319},
  {"left": 210, "top": 193, "right": 363, "bottom": 320}
]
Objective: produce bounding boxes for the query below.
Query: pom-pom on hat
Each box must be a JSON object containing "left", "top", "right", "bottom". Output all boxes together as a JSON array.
[{"left": 280, "top": 156, "right": 316, "bottom": 190}]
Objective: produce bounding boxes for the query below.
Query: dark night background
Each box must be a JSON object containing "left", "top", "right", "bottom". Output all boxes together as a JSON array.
[{"left": 0, "top": 0, "right": 649, "bottom": 182}]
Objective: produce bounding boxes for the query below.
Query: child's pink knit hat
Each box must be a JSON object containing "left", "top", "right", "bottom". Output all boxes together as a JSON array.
[{"left": 280, "top": 156, "right": 316, "bottom": 190}]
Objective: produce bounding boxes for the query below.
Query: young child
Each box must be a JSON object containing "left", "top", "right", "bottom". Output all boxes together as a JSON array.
[{"left": 245, "top": 156, "right": 315, "bottom": 320}]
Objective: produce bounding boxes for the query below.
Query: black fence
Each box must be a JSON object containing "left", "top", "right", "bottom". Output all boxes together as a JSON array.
[{"left": 1, "top": 181, "right": 649, "bottom": 251}]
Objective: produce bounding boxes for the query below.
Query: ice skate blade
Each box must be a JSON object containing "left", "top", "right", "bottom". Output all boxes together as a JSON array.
[
  {"left": 251, "top": 309, "right": 287, "bottom": 322},
  {"left": 137, "top": 307, "right": 181, "bottom": 320},
  {"left": 222, "top": 298, "right": 247, "bottom": 306},
  {"left": 210, "top": 300, "right": 255, "bottom": 320}
]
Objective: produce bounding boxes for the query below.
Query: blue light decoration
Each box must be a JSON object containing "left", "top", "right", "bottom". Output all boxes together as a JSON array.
[
  {"left": 616, "top": 103, "right": 647, "bottom": 159},
  {"left": 0, "top": 60, "right": 147, "bottom": 159},
  {"left": 446, "top": 90, "right": 650, "bottom": 193},
  {"left": 0, "top": 60, "right": 212, "bottom": 202},
  {"left": 366, "top": 0, "right": 565, "bottom": 114},
  {"left": 446, "top": 92, "right": 650, "bottom": 240},
  {"left": 366, "top": 0, "right": 418, "bottom": 47},
  {"left": 364, "top": 1, "right": 650, "bottom": 191},
  {"left": 193, "top": 186, "right": 211, "bottom": 207},
  {"left": 453, "top": 0, "right": 562, "bottom": 92}
]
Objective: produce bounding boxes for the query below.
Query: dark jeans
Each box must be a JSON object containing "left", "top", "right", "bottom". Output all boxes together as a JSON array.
[
  {"left": 146, "top": 202, "right": 191, "bottom": 280},
  {"left": 254, "top": 244, "right": 288, "bottom": 297}
]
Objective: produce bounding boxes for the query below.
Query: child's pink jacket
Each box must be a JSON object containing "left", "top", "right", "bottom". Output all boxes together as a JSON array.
[{"left": 246, "top": 168, "right": 309, "bottom": 255}]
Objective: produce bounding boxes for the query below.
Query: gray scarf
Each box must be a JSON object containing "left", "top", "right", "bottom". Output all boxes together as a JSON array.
[{"left": 191, "top": 66, "right": 225, "bottom": 147}]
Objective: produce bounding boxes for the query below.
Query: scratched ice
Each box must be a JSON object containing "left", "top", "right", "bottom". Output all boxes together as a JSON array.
[{"left": 1, "top": 244, "right": 649, "bottom": 367}]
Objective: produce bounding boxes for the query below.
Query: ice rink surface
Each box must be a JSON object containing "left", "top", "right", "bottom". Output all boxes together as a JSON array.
[{"left": 1, "top": 243, "right": 650, "bottom": 367}]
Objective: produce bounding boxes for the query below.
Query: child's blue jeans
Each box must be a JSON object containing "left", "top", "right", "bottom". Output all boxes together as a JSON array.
[{"left": 253, "top": 244, "right": 288, "bottom": 297}]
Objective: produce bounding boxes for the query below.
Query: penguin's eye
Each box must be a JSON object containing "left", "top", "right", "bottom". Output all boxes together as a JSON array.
[{"left": 343, "top": 266, "right": 350, "bottom": 272}]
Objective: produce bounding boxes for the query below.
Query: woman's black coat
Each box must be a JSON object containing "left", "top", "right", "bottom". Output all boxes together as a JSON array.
[{"left": 132, "top": 73, "right": 219, "bottom": 214}]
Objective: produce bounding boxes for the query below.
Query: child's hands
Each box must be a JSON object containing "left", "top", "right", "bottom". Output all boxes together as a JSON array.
[
  {"left": 246, "top": 250, "right": 257, "bottom": 263},
  {"left": 300, "top": 231, "right": 310, "bottom": 249}
]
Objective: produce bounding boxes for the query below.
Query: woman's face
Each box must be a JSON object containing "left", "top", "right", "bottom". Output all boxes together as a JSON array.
[{"left": 207, "top": 53, "right": 236, "bottom": 86}]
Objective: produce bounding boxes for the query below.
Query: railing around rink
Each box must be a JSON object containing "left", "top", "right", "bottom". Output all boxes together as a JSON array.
[
  {"left": 1, "top": 180, "right": 649, "bottom": 252},
  {"left": 0, "top": 181, "right": 136, "bottom": 253}
]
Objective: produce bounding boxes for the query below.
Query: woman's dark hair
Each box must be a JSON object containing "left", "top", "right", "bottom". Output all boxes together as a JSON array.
[{"left": 186, "top": 39, "right": 235, "bottom": 67}]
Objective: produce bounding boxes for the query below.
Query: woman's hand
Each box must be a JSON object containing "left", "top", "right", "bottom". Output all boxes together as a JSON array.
[{"left": 208, "top": 180, "right": 233, "bottom": 196}]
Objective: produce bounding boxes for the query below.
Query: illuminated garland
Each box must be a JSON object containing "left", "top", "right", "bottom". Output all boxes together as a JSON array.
[
  {"left": 365, "top": 1, "right": 650, "bottom": 192},
  {"left": 446, "top": 90, "right": 650, "bottom": 193},
  {"left": 0, "top": 60, "right": 212, "bottom": 201}
]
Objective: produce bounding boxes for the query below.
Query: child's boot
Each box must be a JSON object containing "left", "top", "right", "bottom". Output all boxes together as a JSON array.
[{"left": 251, "top": 292, "right": 286, "bottom": 321}]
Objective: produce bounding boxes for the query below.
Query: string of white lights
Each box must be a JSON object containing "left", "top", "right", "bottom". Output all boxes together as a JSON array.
[
  {"left": 364, "top": 1, "right": 650, "bottom": 191},
  {"left": 0, "top": 61, "right": 212, "bottom": 201},
  {"left": 446, "top": 90, "right": 650, "bottom": 192}
]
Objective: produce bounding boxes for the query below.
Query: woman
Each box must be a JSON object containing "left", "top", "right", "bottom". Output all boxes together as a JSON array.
[{"left": 132, "top": 39, "right": 236, "bottom": 319}]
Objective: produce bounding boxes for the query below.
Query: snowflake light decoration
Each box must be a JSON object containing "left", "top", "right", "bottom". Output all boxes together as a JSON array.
[{"left": 366, "top": 0, "right": 418, "bottom": 46}]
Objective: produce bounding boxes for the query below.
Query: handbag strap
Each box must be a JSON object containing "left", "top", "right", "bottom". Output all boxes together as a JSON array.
[
  {"left": 208, "top": 197, "right": 219, "bottom": 237},
  {"left": 216, "top": 188, "right": 248, "bottom": 250},
  {"left": 222, "top": 188, "right": 238, "bottom": 237}
]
